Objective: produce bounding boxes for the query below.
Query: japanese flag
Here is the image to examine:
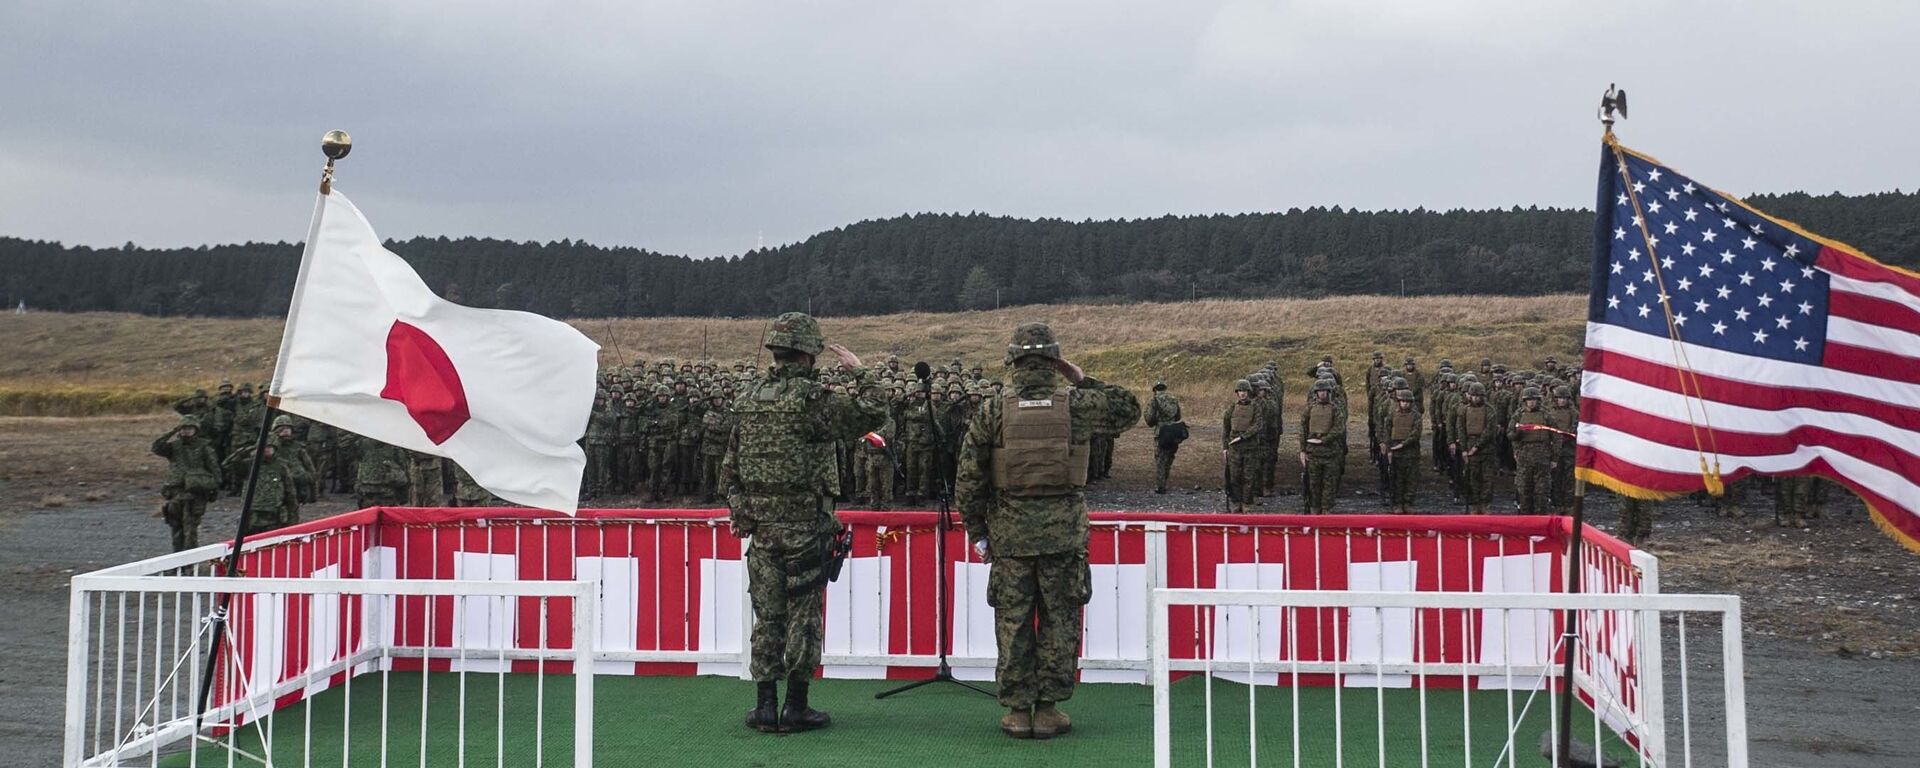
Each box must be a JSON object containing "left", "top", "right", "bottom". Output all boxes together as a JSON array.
[{"left": 270, "top": 190, "right": 598, "bottom": 513}]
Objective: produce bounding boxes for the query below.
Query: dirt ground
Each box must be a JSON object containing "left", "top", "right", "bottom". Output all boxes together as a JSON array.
[{"left": 3, "top": 419, "right": 1916, "bottom": 766}]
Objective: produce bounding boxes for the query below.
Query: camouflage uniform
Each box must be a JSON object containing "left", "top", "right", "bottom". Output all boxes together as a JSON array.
[
  {"left": 1143, "top": 383, "right": 1185, "bottom": 494},
  {"left": 722, "top": 313, "right": 887, "bottom": 733},
  {"left": 355, "top": 439, "right": 413, "bottom": 508},
  {"left": 409, "top": 450, "right": 446, "bottom": 506},
  {"left": 452, "top": 463, "right": 501, "bottom": 507},
  {"left": 1221, "top": 381, "right": 1266, "bottom": 513},
  {"left": 1297, "top": 379, "right": 1346, "bottom": 514},
  {"left": 646, "top": 387, "right": 681, "bottom": 501},
  {"left": 1546, "top": 387, "right": 1579, "bottom": 511},
  {"left": 1449, "top": 384, "right": 1499, "bottom": 513},
  {"left": 899, "top": 392, "right": 936, "bottom": 502},
  {"left": 1774, "top": 476, "right": 1814, "bottom": 528},
  {"left": 861, "top": 415, "right": 896, "bottom": 509},
  {"left": 700, "top": 395, "right": 736, "bottom": 501},
  {"left": 271, "top": 416, "right": 319, "bottom": 504},
  {"left": 956, "top": 322, "right": 1137, "bottom": 738},
  {"left": 677, "top": 394, "right": 706, "bottom": 496},
  {"left": 1382, "top": 390, "right": 1422, "bottom": 514},
  {"left": 583, "top": 396, "right": 616, "bottom": 496},
  {"left": 1508, "top": 389, "right": 1555, "bottom": 514},
  {"left": 1616, "top": 494, "right": 1657, "bottom": 544},
  {"left": 152, "top": 415, "right": 222, "bottom": 551},
  {"left": 224, "top": 440, "right": 299, "bottom": 534}
]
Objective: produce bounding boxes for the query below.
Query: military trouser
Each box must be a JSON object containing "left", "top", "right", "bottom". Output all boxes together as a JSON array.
[
  {"left": 989, "top": 551, "right": 1091, "bottom": 709},
  {"left": 648, "top": 442, "right": 676, "bottom": 499},
  {"left": 313, "top": 446, "right": 336, "bottom": 496},
  {"left": 1460, "top": 449, "right": 1494, "bottom": 512},
  {"left": 1616, "top": 497, "right": 1657, "bottom": 543},
  {"left": 862, "top": 452, "right": 893, "bottom": 509},
  {"left": 1153, "top": 445, "right": 1179, "bottom": 493},
  {"left": 701, "top": 453, "right": 725, "bottom": 500},
  {"left": 161, "top": 490, "right": 211, "bottom": 552},
  {"left": 903, "top": 445, "right": 934, "bottom": 500},
  {"left": 1715, "top": 477, "right": 1747, "bottom": 518},
  {"left": 1387, "top": 446, "right": 1420, "bottom": 512},
  {"left": 1301, "top": 446, "right": 1343, "bottom": 514},
  {"left": 1549, "top": 446, "right": 1576, "bottom": 511},
  {"left": 1225, "top": 446, "right": 1259, "bottom": 512},
  {"left": 1251, "top": 444, "right": 1274, "bottom": 498},
  {"left": 1774, "top": 476, "right": 1812, "bottom": 527},
  {"left": 357, "top": 485, "right": 409, "bottom": 510},
  {"left": 1513, "top": 444, "right": 1554, "bottom": 514},
  {"left": 412, "top": 461, "right": 445, "bottom": 506},
  {"left": 1101, "top": 434, "right": 1117, "bottom": 478},
  {"left": 586, "top": 443, "right": 614, "bottom": 495},
  {"left": 675, "top": 444, "right": 701, "bottom": 494},
  {"left": 1806, "top": 478, "right": 1829, "bottom": 518},
  {"left": 746, "top": 520, "right": 834, "bottom": 682}
]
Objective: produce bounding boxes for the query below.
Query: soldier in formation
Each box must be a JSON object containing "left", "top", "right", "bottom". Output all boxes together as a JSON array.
[{"left": 1221, "top": 379, "right": 1266, "bottom": 513}]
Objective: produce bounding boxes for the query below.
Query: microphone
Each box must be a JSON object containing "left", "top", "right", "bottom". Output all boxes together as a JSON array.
[{"left": 913, "top": 361, "right": 932, "bottom": 381}]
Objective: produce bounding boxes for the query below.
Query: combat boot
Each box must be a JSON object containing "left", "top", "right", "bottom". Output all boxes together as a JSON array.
[
  {"left": 744, "top": 681, "right": 780, "bottom": 733},
  {"left": 1031, "top": 702, "right": 1071, "bottom": 739},
  {"left": 999, "top": 707, "right": 1033, "bottom": 739},
  {"left": 780, "top": 677, "right": 831, "bottom": 732}
]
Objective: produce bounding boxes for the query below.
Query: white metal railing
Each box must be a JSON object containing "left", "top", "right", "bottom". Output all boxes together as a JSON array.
[
  {"left": 1148, "top": 589, "right": 1746, "bottom": 768},
  {"left": 65, "top": 565, "right": 596, "bottom": 768}
]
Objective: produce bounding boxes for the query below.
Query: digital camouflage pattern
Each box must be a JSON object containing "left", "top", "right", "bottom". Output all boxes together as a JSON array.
[
  {"left": 152, "top": 417, "right": 222, "bottom": 551},
  {"left": 722, "top": 336, "right": 888, "bottom": 683}
]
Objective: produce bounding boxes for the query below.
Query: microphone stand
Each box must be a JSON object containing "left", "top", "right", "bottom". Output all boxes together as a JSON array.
[{"left": 876, "top": 366, "right": 993, "bottom": 700}]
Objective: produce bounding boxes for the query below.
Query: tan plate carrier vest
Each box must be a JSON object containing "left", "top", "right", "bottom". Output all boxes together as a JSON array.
[
  {"left": 1460, "top": 405, "right": 1488, "bottom": 440},
  {"left": 991, "top": 389, "right": 1089, "bottom": 498}
]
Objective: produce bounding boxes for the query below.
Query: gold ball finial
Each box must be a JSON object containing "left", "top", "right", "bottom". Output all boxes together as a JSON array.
[{"left": 321, "top": 130, "right": 352, "bottom": 161}]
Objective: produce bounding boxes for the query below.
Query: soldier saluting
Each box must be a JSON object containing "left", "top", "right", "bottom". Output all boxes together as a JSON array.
[
  {"left": 956, "top": 322, "right": 1138, "bottom": 739},
  {"left": 722, "top": 312, "right": 887, "bottom": 734}
]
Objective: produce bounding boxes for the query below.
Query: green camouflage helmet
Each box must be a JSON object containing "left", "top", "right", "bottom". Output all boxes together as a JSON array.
[
  {"left": 272, "top": 415, "right": 296, "bottom": 430},
  {"left": 1312, "top": 378, "right": 1334, "bottom": 393},
  {"left": 1467, "top": 382, "right": 1487, "bottom": 396},
  {"left": 1233, "top": 379, "right": 1252, "bottom": 393},
  {"left": 763, "top": 311, "right": 825, "bottom": 356},
  {"left": 176, "top": 414, "right": 202, "bottom": 430},
  {"left": 1395, "top": 389, "right": 1415, "bottom": 402},
  {"left": 1522, "top": 386, "right": 1542, "bottom": 400},
  {"left": 653, "top": 384, "right": 672, "bottom": 397},
  {"left": 1005, "top": 322, "right": 1061, "bottom": 364},
  {"left": 1152, "top": 380, "right": 1167, "bottom": 391},
  {"left": 1553, "top": 385, "right": 1572, "bottom": 399}
]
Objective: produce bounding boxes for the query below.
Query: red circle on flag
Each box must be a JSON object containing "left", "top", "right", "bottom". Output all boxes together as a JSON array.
[{"left": 380, "top": 320, "right": 471, "bottom": 444}]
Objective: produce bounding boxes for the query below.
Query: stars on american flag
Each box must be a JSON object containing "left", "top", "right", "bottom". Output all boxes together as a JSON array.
[{"left": 1602, "top": 151, "right": 1830, "bottom": 362}]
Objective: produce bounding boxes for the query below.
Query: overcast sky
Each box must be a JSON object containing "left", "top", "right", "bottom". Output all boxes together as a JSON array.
[{"left": 2, "top": 1, "right": 1914, "bottom": 257}]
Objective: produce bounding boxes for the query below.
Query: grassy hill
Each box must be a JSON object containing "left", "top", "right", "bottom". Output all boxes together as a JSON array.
[{"left": 0, "top": 294, "right": 1585, "bottom": 417}]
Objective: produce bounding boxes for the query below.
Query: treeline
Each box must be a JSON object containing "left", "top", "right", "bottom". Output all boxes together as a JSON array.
[{"left": 5, "top": 190, "right": 1918, "bottom": 318}]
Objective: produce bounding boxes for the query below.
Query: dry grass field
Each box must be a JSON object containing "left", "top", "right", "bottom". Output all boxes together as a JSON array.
[{"left": 0, "top": 294, "right": 1585, "bottom": 418}]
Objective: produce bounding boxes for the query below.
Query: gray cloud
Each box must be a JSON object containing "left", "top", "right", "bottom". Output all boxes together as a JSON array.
[{"left": 2, "top": 0, "right": 1914, "bottom": 257}]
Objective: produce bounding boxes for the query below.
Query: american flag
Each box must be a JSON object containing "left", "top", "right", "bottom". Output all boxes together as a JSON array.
[{"left": 1578, "top": 140, "right": 1920, "bottom": 553}]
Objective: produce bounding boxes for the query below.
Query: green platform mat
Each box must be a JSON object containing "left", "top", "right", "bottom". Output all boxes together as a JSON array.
[{"left": 160, "top": 673, "right": 1637, "bottom": 767}]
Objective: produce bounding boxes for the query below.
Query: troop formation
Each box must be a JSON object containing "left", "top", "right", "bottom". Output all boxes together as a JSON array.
[
  {"left": 1220, "top": 354, "right": 1584, "bottom": 515},
  {"left": 583, "top": 354, "right": 1137, "bottom": 508},
  {"left": 155, "top": 381, "right": 500, "bottom": 551}
]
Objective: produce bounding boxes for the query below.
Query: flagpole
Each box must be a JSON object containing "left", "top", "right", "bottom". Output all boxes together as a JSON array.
[
  {"left": 1546, "top": 85, "right": 1628, "bottom": 768},
  {"left": 192, "top": 130, "right": 352, "bottom": 732}
]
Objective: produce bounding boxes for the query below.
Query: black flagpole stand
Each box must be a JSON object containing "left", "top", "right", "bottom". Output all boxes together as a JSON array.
[
  {"left": 191, "top": 130, "right": 352, "bottom": 732},
  {"left": 876, "top": 363, "right": 993, "bottom": 700}
]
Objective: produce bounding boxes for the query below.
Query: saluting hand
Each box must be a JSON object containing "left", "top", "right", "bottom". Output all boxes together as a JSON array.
[
  {"left": 825, "top": 343, "right": 862, "bottom": 370},
  {"left": 1050, "top": 358, "right": 1085, "bottom": 384}
]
